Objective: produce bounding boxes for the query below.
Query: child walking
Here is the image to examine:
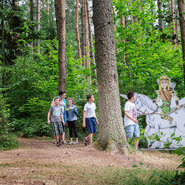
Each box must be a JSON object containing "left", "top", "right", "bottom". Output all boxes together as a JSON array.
[
  {"left": 124, "top": 91, "right": 140, "bottom": 150},
  {"left": 82, "top": 94, "right": 99, "bottom": 146},
  {"left": 48, "top": 97, "right": 64, "bottom": 147},
  {"left": 66, "top": 98, "right": 79, "bottom": 145}
]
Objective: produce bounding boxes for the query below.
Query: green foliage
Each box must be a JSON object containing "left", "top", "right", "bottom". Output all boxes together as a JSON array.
[{"left": 8, "top": 118, "right": 52, "bottom": 138}]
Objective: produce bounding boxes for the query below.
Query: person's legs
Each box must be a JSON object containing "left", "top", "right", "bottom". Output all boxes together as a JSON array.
[
  {"left": 68, "top": 121, "right": 73, "bottom": 144},
  {"left": 133, "top": 124, "right": 140, "bottom": 150},
  {"left": 88, "top": 133, "right": 93, "bottom": 145},
  {"left": 72, "top": 120, "right": 78, "bottom": 143},
  {"left": 85, "top": 118, "right": 93, "bottom": 145},
  {"left": 62, "top": 124, "right": 67, "bottom": 144}
]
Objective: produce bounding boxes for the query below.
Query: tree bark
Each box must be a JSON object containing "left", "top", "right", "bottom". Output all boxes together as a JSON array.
[
  {"left": 30, "top": 0, "right": 34, "bottom": 22},
  {"left": 86, "top": 0, "right": 95, "bottom": 64},
  {"left": 93, "top": 0, "right": 128, "bottom": 153},
  {"left": 157, "top": 0, "right": 163, "bottom": 31},
  {"left": 36, "top": 0, "right": 41, "bottom": 53},
  {"left": 46, "top": 0, "right": 49, "bottom": 15},
  {"left": 178, "top": 0, "right": 185, "bottom": 85},
  {"left": 171, "top": 0, "right": 176, "bottom": 45},
  {"left": 81, "top": 0, "right": 86, "bottom": 65},
  {"left": 1, "top": 0, "right": 5, "bottom": 86},
  {"left": 55, "top": 0, "right": 67, "bottom": 91},
  {"left": 84, "top": 0, "right": 90, "bottom": 69},
  {"left": 76, "top": 0, "right": 81, "bottom": 58},
  {"left": 176, "top": 7, "right": 179, "bottom": 45}
]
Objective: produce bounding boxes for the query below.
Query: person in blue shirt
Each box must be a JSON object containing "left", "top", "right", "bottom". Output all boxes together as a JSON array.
[{"left": 66, "top": 98, "right": 78, "bottom": 145}]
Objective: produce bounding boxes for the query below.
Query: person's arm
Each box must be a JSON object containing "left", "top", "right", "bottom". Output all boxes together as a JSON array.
[
  {"left": 124, "top": 110, "right": 138, "bottom": 123},
  {"left": 61, "top": 112, "right": 65, "bottom": 125},
  {"left": 82, "top": 111, "right": 86, "bottom": 128},
  {"left": 47, "top": 111, "right": 51, "bottom": 124},
  {"left": 74, "top": 106, "right": 78, "bottom": 115},
  {"left": 95, "top": 112, "right": 99, "bottom": 125}
]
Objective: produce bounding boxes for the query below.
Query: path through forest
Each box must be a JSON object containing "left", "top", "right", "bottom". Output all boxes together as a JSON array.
[{"left": 0, "top": 138, "right": 181, "bottom": 184}]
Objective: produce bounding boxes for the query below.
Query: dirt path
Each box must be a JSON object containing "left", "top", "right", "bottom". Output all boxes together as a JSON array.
[{"left": 0, "top": 138, "right": 182, "bottom": 184}]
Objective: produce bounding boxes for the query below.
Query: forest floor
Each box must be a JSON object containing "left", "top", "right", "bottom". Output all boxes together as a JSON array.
[{"left": 0, "top": 138, "right": 182, "bottom": 185}]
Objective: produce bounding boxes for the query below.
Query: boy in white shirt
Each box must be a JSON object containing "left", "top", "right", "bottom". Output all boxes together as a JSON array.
[
  {"left": 124, "top": 91, "right": 140, "bottom": 150},
  {"left": 82, "top": 94, "right": 99, "bottom": 146}
]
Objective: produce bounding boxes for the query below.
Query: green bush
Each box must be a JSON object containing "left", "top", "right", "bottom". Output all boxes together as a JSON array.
[{"left": 8, "top": 118, "right": 52, "bottom": 138}]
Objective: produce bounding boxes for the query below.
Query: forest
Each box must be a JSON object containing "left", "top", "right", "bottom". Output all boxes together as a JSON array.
[{"left": 0, "top": 0, "right": 185, "bottom": 184}]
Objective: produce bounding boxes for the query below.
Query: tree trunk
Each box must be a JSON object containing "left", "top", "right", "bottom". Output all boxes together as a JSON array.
[
  {"left": 121, "top": 15, "right": 126, "bottom": 64},
  {"left": 178, "top": 0, "right": 185, "bottom": 85},
  {"left": 76, "top": 0, "right": 81, "bottom": 58},
  {"left": 157, "top": 0, "right": 163, "bottom": 31},
  {"left": 36, "top": 0, "right": 41, "bottom": 53},
  {"left": 86, "top": 0, "right": 95, "bottom": 64},
  {"left": 46, "top": 0, "right": 49, "bottom": 15},
  {"left": 81, "top": 0, "right": 86, "bottom": 65},
  {"left": 171, "top": 0, "right": 176, "bottom": 45},
  {"left": 1, "top": 0, "right": 5, "bottom": 86},
  {"left": 30, "top": 0, "right": 34, "bottom": 22},
  {"left": 176, "top": 7, "right": 179, "bottom": 45},
  {"left": 55, "top": 0, "right": 67, "bottom": 91},
  {"left": 84, "top": 0, "right": 90, "bottom": 69},
  {"left": 93, "top": 0, "right": 128, "bottom": 153}
]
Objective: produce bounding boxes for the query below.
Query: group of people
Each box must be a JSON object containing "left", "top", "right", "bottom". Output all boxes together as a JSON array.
[
  {"left": 47, "top": 91, "right": 99, "bottom": 147},
  {"left": 47, "top": 90, "right": 139, "bottom": 150}
]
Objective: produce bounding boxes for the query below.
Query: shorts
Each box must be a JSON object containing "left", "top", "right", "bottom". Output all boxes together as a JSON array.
[
  {"left": 125, "top": 124, "right": 140, "bottom": 139},
  {"left": 86, "top": 117, "right": 97, "bottom": 134},
  {"left": 51, "top": 122, "right": 63, "bottom": 136}
]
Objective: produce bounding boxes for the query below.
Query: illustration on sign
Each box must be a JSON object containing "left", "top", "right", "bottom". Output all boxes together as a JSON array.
[{"left": 121, "top": 76, "right": 185, "bottom": 149}]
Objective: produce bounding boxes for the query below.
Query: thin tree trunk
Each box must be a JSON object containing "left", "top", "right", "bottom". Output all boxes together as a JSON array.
[
  {"left": 178, "top": 0, "right": 185, "bottom": 85},
  {"left": 36, "top": 0, "right": 41, "bottom": 53},
  {"left": 157, "top": 0, "right": 163, "bottom": 31},
  {"left": 1, "top": 0, "right": 5, "bottom": 86},
  {"left": 55, "top": 0, "right": 67, "bottom": 91},
  {"left": 46, "top": 0, "right": 49, "bottom": 15},
  {"left": 76, "top": 0, "right": 81, "bottom": 58},
  {"left": 171, "top": 0, "right": 176, "bottom": 45},
  {"left": 30, "top": 0, "right": 34, "bottom": 22},
  {"left": 86, "top": 0, "right": 95, "bottom": 64},
  {"left": 129, "top": 0, "right": 133, "bottom": 26},
  {"left": 81, "top": 0, "right": 86, "bottom": 65},
  {"left": 176, "top": 7, "right": 179, "bottom": 45},
  {"left": 93, "top": 0, "right": 128, "bottom": 153}
]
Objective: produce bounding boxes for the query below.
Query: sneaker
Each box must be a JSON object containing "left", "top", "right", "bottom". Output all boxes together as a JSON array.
[
  {"left": 73, "top": 141, "right": 78, "bottom": 145},
  {"left": 84, "top": 137, "right": 88, "bottom": 146},
  {"left": 56, "top": 142, "right": 61, "bottom": 147},
  {"left": 69, "top": 141, "right": 74, "bottom": 145},
  {"left": 53, "top": 140, "right": 57, "bottom": 144},
  {"left": 62, "top": 140, "right": 68, "bottom": 145}
]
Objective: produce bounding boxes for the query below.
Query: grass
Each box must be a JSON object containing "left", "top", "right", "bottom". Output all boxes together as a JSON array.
[{"left": 0, "top": 160, "right": 180, "bottom": 185}]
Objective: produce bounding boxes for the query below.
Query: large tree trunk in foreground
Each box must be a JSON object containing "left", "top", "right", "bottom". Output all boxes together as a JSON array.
[
  {"left": 178, "top": 0, "right": 185, "bottom": 85},
  {"left": 93, "top": 0, "right": 128, "bottom": 153},
  {"left": 55, "top": 0, "right": 67, "bottom": 91}
]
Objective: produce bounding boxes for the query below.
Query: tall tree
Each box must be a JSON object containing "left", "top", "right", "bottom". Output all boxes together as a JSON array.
[
  {"left": 1, "top": 0, "right": 5, "bottom": 85},
  {"left": 93, "top": 0, "right": 128, "bottom": 153},
  {"left": 76, "top": 0, "right": 81, "bottom": 58},
  {"left": 171, "top": 0, "right": 176, "bottom": 44},
  {"left": 36, "top": 0, "right": 41, "bottom": 53},
  {"left": 157, "top": 0, "right": 163, "bottom": 31},
  {"left": 178, "top": 0, "right": 185, "bottom": 85},
  {"left": 55, "top": 0, "right": 67, "bottom": 91},
  {"left": 176, "top": 7, "right": 179, "bottom": 45},
  {"left": 81, "top": 0, "right": 86, "bottom": 64},
  {"left": 84, "top": 0, "right": 90, "bottom": 69},
  {"left": 86, "top": 0, "right": 95, "bottom": 64}
]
